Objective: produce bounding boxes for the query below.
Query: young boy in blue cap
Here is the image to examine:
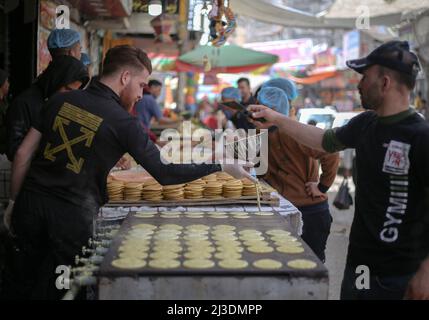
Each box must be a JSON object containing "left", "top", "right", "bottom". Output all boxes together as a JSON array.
[{"left": 257, "top": 81, "right": 339, "bottom": 263}]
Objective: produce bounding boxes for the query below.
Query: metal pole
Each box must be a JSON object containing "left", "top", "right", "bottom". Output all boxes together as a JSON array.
[{"left": 176, "top": 0, "right": 189, "bottom": 112}]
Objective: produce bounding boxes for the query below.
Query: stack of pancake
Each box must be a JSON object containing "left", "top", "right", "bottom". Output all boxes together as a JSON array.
[
  {"left": 141, "top": 179, "right": 163, "bottom": 201},
  {"left": 162, "top": 184, "right": 185, "bottom": 201}
]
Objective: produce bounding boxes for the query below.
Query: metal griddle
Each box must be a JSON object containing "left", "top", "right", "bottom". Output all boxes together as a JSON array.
[{"left": 99, "top": 211, "right": 327, "bottom": 279}]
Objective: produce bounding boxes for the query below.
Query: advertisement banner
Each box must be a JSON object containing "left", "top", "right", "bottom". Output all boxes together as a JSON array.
[
  {"left": 244, "top": 38, "right": 314, "bottom": 67},
  {"left": 343, "top": 30, "right": 360, "bottom": 66}
]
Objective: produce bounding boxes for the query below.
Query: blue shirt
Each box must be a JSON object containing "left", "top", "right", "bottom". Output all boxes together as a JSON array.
[{"left": 134, "top": 94, "right": 162, "bottom": 128}]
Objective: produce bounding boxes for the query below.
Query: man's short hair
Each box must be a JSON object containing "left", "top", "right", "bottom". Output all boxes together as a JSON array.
[
  {"left": 237, "top": 77, "right": 250, "bottom": 86},
  {"left": 378, "top": 65, "right": 416, "bottom": 91},
  {"left": 102, "top": 45, "right": 152, "bottom": 77},
  {"left": 148, "top": 79, "right": 162, "bottom": 87}
]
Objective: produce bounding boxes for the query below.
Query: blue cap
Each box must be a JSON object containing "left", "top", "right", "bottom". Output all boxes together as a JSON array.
[
  {"left": 261, "top": 78, "right": 298, "bottom": 101},
  {"left": 221, "top": 87, "right": 241, "bottom": 101},
  {"left": 257, "top": 86, "right": 290, "bottom": 116},
  {"left": 81, "top": 53, "right": 91, "bottom": 66},
  {"left": 47, "top": 29, "right": 81, "bottom": 49}
]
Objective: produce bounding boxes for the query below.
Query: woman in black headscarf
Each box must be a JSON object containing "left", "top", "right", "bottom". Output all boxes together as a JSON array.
[{"left": 5, "top": 55, "right": 89, "bottom": 161}]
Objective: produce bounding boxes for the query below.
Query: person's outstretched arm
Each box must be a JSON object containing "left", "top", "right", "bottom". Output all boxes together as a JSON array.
[
  {"left": 123, "top": 120, "right": 254, "bottom": 185},
  {"left": 248, "top": 104, "right": 370, "bottom": 154},
  {"left": 248, "top": 105, "right": 326, "bottom": 152}
]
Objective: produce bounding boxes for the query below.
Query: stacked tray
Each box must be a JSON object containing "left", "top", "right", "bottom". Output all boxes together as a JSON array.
[{"left": 106, "top": 172, "right": 274, "bottom": 204}]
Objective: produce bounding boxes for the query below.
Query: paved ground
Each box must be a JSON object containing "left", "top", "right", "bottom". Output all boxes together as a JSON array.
[{"left": 325, "top": 175, "right": 355, "bottom": 300}]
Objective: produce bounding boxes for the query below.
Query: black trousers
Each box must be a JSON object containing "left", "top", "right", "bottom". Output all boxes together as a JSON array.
[
  {"left": 1, "top": 189, "right": 96, "bottom": 300},
  {"left": 298, "top": 201, "right": 332, "bottom": 263}
]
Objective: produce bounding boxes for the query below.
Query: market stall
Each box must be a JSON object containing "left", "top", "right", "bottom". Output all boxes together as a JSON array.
[
  {"left": 96, "top": 206, "right": 327, "bottom": 300},
  {"left": 66, "top": 170, "right": 328, "bottom": 300},
  {"left": 175, "top": 45, "right": 279, "bottom": 74}
]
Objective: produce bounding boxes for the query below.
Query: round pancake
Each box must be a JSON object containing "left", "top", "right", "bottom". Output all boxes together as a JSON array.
[
  {"left": 150, "top": 252, "right": 180, "bottom": 260},
  {"left": 276, "top": 245, "right": 305, "bottom": 254},
  {"left": 214, "top": 252, "right": 242, "bottom": 260},
  {"left": 185, "top": 215, "right": 204, "bottom": 218},
  {"left": 184, "top": 251, "right": 212, "bottom": 259},
  {"left": 239, "top": 229, "right": 262, "bottom": 235},
  {"left": 160, "top": 215, "right": 181, "bottom": 219},
  {"left": 118, "top": 251, "right": 148, "bottom": 260},
  {"left": 287, "top": 259, "right": 317, "bottom": 269},
  {"left": 183, "top": 259, "right": 215, "bottom": 269},
  {"left": 218, "top": 259, "right": 248, "bottom": 269},
  {"left": 186, "top": 224, "right": 210, "bottom": 231},
  {"left": 232, "top": 215, "right": 250, "bottom": 219},
  {"left": 247, "top": 246, "right": 274, "bottom": 253},
  {"left": 266, "top": 229, "right": 291, "bottom": 236},
  {"left": 149, "top": 259, "right": 181, "bottom": 269},
  {"left": 213, "top": 225, "right": 236, "bottom": 231},
  {"left": 159, "top": 224, "right": 183, "bottom": 230},
  {"left": 111, "top": 258, "right": 146, "bottom": 269},
  {"left": 253, "top": 259, "right": 283, "bottom": 269},
  {"left": 134, "top": 214, "right": 155, "bottom": 218}
]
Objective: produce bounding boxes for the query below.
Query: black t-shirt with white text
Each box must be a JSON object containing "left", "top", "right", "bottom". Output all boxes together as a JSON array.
[{"left": 326, "top": 109, "right": 429, "bottom": 276}]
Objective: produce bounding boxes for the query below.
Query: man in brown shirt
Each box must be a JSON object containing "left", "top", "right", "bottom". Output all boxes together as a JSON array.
[{"left": 258, "top": 82, "right": 339, "bottom": 262}]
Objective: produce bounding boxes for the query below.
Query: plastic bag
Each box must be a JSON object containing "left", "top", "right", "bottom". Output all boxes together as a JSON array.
[{"left": 333, "top": 178, "right": 353, "bottom": 210}]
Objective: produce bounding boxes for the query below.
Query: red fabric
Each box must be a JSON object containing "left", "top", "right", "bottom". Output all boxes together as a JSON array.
[
  {"left": 203, "top": 115, "right": 218, "bottom": 130},
  {"left": 146, "top": 129, "right": 158, "bottom": 142},
  {"left": 288, "top": 71, "right": 338, "bottom": 84}
]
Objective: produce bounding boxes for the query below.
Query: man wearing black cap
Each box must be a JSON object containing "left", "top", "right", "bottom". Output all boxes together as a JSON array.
[{"left": 248, "top": 41, "right": 429, "bottom": 300}]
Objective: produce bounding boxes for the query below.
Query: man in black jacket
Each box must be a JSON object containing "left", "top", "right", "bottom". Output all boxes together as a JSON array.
[{"left": 2, "top": 45, "right": 251, "bottom": 299}]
